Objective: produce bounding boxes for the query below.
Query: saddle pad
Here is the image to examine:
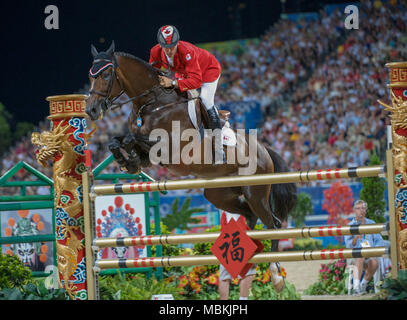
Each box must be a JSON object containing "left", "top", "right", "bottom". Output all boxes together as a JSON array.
[
  {"left": 221, "top": 126, "right": 237, "bottom": 146},
  {"left": 187, "top": 92, "right": 236, "bottom": 147},
  {"left": 187, "top": 95, "right": 199, "bottom": 130}
]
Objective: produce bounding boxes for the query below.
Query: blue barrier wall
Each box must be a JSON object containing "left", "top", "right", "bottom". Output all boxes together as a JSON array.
[{"left": 220, "top": 100, "right": 262, "bottom": 130}]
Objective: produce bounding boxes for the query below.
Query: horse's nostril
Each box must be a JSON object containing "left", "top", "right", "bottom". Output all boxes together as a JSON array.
[{"left": 86, "top": 105, "right": 98, "bottom": 119}]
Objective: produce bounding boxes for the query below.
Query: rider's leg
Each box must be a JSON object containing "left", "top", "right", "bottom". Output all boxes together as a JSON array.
[
  {"left": 201, "top": 76, "right": 225, "bottom": 163},
  {"left": 200, "top": 76, "right": 222, "bottom": 130}
]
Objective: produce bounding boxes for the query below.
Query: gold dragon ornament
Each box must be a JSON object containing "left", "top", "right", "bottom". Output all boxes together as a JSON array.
[
  {"left": 32, "top": 121, "right": 81, "bottom": 217},
  {"left": 56, "top": 220, "right": 84, "bottom": 299},
  {"left": 32, "top": 121, "right": 95, "bottom": 217},
  {"left": 378, "top": 91, "right": 407, "bottom": 188},
  {"left": 399, "top": 229, "right": 407, "bottom": 269}
]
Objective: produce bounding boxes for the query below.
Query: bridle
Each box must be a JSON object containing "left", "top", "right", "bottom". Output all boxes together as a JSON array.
[
  {"left": 88, "top": 55, "right": 198, "bottom": 125},
  {"left": 88, "top": 57, "right": 131, "bottom": 113}
]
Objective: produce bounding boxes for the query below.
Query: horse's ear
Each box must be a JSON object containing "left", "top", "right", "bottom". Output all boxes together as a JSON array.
[
  {"left": 91, "top": 44, "right": 98, "bottom": 58},
  {"left": 106, "top": 41, "right": 115, "bottom": 56}
]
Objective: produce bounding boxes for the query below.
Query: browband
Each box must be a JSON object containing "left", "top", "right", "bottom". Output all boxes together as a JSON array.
[{"left": 89, "top": 62, "right": 114, "bottom": 78}]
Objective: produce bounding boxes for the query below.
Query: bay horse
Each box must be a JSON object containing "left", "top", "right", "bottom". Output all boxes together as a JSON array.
[{"left": 86, "top": 42, "right": 297, "bottom": 291}]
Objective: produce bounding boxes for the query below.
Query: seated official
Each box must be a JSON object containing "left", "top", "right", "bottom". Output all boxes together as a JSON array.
[{"left": 344, "top": 200, "right": 385, "bottom": 295}]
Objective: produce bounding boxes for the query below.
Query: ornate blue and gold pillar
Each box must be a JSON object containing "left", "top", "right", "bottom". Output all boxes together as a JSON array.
[
  {"left": 31, "top": 94, "right": 92, "bottom": 299},
  {"left": 380, "top": 62, "right": 407, "bottom": 275}
]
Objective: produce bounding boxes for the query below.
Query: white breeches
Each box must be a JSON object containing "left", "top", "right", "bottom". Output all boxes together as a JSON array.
[{"left": 200, "top": 76, "right": 220, "bottom": 110}]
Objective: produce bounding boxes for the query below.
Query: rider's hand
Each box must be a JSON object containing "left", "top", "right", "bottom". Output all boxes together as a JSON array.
[{"left": 159, "top": 75, "right": 174, "bottom": 88}]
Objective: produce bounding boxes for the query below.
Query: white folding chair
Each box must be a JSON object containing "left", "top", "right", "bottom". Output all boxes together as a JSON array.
[{"left": 346, "top": 257, "right": 384, "bottom": 295}]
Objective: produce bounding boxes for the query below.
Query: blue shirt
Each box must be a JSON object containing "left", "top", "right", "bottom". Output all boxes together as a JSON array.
[{"left": 344, "top": 218, "right": 385, "bottom": 249}]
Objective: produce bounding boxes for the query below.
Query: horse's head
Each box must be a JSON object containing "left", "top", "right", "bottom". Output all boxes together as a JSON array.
[{"left": 86, "top": 41, "right": 124, "bottom": 120}]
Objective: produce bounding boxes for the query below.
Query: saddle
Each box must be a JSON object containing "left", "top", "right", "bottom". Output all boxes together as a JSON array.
[
  {"left": 187, "top": 90, "right": 236, "bottom": 147},
  {"left": 188, "top": 89, "right": 231, "bottom": 128}
]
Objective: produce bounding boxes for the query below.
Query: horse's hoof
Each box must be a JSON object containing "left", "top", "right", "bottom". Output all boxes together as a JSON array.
[
  {"left": 125, "top": 156, "right": 141, "bottom": 174},
  {"left": 270, "top": 262, "right": 285, "bottom": 293},
  {"left": 125, "top": 166, "right": 141, "bottom": 175},
  {"left": 125, "top": 163, "right": 141, "bottom": 174},
  {"left": 272, "top": 276, "right": 285, "bottom": 293}
]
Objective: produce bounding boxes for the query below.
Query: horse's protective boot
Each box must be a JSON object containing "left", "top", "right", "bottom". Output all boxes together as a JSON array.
[{"left": 108, "top": 138, "right": 127, "bottom": 171}]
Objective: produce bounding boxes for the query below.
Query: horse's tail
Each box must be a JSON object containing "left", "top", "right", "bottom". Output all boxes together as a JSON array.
[{"left": 266, "top": 147, "right": 297, "bottom": 227}]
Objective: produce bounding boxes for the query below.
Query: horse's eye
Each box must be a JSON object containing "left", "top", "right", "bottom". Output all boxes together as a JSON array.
[{"left": 102, "top": 72, "right": 111, "bottom": 81}]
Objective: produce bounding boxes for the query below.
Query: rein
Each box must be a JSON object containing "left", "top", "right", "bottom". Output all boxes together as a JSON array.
[
  {"left": 89, "top": 56, "right": 199, "bottom": 123},
  {"left": 136, "top": 94, "right": 200, "bottom": 127}
]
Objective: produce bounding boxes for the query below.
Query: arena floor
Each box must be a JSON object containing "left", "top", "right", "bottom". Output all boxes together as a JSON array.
[{"left": 281, "top": 260, "right": 376, "bottom": 300}]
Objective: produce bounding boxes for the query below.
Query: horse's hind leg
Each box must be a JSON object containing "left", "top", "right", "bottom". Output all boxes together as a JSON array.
[
  {"left": 241, "top": 184, "right": 280, "bottom": 264},
  {"left": 241, "top": 185, "right": 274, "bottom": 229},
  {"left": 242, "top": 184, "right": 285, "bottom": 293},
  {"left": 203, "top": 187, "right": 256, "bottom": 224}
]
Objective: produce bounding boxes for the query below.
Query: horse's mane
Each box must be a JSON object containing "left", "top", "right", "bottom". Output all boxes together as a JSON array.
[{"left": 114, "top": 52, "right": 158, "bottom": 74}]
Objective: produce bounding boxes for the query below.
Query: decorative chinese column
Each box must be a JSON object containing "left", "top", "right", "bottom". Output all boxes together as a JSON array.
[
  {"left": 379, "top": 62, "right": 407, "bottom": 275},
  {"left": 31, "top": 94, "right": 93, "bottom": 300}
]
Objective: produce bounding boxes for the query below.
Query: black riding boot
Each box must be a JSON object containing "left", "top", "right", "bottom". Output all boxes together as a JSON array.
[
  {"left": 207, "top": 106, "right": 225, "bottom": 164},
  {"left": 207, "top": 106, "right": 222, "bottom": 130}
]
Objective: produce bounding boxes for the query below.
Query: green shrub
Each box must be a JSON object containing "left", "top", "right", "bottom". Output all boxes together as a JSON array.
[
  {"left": 303, "top": 259, "right": 347, "bottom": 295},
  {"left": 193, "top": 225, "right": 221, "bottom": 274},
  {"left": 360, "top": 151, "right": 386, "bottom": 223},
  {"left": 0, "top": 279, "right": 67, "bottom": 300},
  {"left": 99, "top": 272, "right": 185, "bottom": 300},
  {"left": 162, "top": 198, "right": 203, "bottom": 231},
  {"left": 288, "top": 238, "right": 323, "bottom": 251},
  {"left": 150, "top": 222, "right": 184, "bottom": 275},
  {"left": 291, "top": 192, "right": 313, "bottom": 227},
  {"left": 378, "top": 269, "right": 407, "bottom": 300},
  {"left": 0, "top": 253, "right": 31, "bottom": 289},
  {"left": 251, "top": 280, "right": 300, "bottom": 300},
  {"left": 325, "top": 243, "right": 346, "bottom": 250}
]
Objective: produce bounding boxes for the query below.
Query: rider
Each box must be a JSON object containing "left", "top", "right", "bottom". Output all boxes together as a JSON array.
[{"left": 149, "top": 25, "right": 223, "bottom": 131}]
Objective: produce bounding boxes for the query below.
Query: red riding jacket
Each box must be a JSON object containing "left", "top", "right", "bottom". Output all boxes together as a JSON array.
[{"left": 149, "top": 40, "right": 221, "bottom": 92}]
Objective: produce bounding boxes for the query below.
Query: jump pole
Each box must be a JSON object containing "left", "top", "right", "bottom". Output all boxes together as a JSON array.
[
  {"left": 91, "top": 165, "right": 384, "bottom": 196},
  {"left": 94, "top": 223, "right": 388, "bottom": 248},
  {"left": 94, "top": 247, "right": 389, "bottom": 270}
]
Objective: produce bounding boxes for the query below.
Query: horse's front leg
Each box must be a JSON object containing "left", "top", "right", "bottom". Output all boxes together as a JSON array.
[
  {"left": 108, "top": 136, "right": 140, "bottom": 174},
  {"left": 121, "top": 133, "right": 142, "bottom": 174},
  {"left": 125, "top": 132, "right": 153, "bottom": 168},
  {"left": 108, "top": 136, "right": 128, "bottom": 170}
]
